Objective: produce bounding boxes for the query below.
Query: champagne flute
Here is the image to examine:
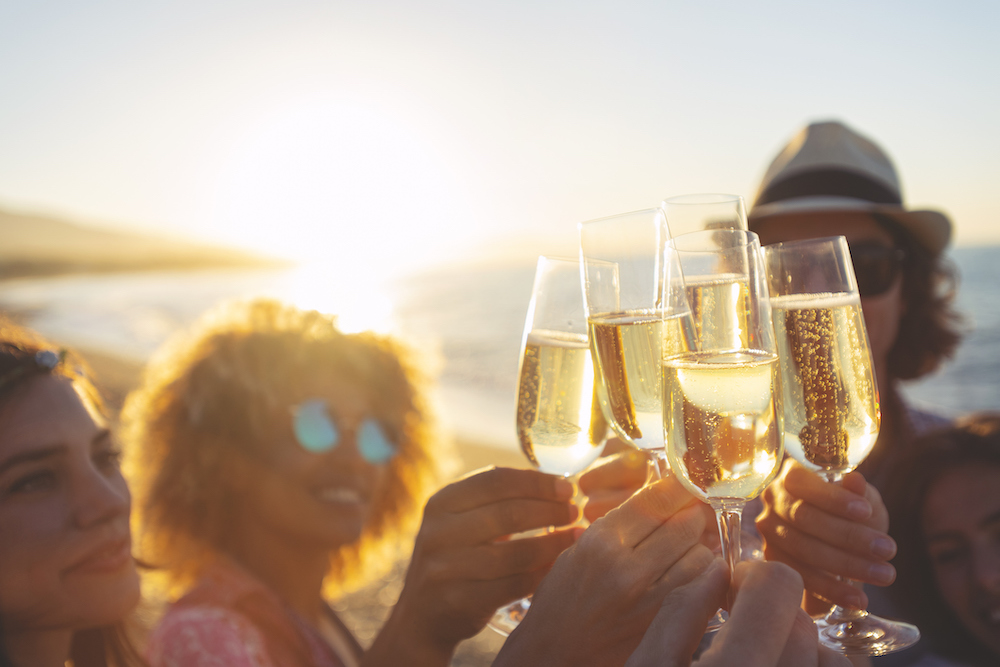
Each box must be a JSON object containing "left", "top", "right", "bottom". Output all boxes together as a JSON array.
[
  {"left": 662, "top": 229, "right": 785, "bottom": 610},
  {"left": 763, "top": 236, "right": 920, "bottom": 656},
  {"left": 488, "top": 256, "right": 608, "bottom": 636},
  {"left": 661, "top": 193, "right": 748, "bottom": 238},
  {"left": 580, "top": 208, "right": 670, "bottom": 478}
]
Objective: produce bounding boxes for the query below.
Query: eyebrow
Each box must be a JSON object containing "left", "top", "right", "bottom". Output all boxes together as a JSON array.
[
  {"left": 0, "top": 429, "right": 112, "bottom": 477},
  {"left": 926, "top": 509, "right": 1000, "bottom": 544},
  {"left": 0, "top": 445, "right": 68, "bottom": 477}
]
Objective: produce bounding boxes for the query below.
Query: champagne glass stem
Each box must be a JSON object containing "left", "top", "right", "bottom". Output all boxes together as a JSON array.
[
  {"left": 820, "top": 471, "right": 872, "bottom": 629},
  {"left": 646, "top": 450, "right": 668, "bottom": 481},
  {"left": 568, "top": 473, "right": 590, "bottom": 528},
  {"left": 713, "top": 501, "right": 744, "bottom": 611}
]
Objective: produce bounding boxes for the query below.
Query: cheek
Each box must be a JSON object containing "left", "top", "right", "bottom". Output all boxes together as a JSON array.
[
  {"left": 932, "top": 562, "right": 972, "bottom": 619},
  {"left": 0, "top": 501, "right": 74, "bottom": 623},
  {"left": 860, "top": 286, "right": 903, "bottom": 362}
]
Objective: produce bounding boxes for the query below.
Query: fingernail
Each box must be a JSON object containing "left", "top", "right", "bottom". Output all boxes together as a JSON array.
[
  {"left": 554, "top": 478, "right": 575, "bottom": 500},
  {"left": 847, "top": 499, "right": 872, "bottom": 520},
  {"left": 871, "top": 536, "right": 896, "bottom": 559},
  {"left": 869, "top": 562, "right": 895, "bottom": 585}
]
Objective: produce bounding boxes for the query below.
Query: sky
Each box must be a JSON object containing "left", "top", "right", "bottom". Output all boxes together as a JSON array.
[{"left": 1, "top": 0, "right": 998, "bottom": 282}]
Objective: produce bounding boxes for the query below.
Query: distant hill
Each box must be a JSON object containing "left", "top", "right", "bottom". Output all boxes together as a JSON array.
[{"left": 0, "top": 208, "right": 285, "bottom": 279}]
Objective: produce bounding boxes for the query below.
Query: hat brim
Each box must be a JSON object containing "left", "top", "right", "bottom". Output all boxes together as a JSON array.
[{"left": 749, "top": 195, "right": 952, "bottom": 255}]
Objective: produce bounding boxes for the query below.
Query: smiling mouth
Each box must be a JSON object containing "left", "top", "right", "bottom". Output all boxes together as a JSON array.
[
  {"left": 67, "top": 537, "right": 132, "bottom": 575},
  {"left": 317, "top": 487, "right": 364, "bottom": 504}
]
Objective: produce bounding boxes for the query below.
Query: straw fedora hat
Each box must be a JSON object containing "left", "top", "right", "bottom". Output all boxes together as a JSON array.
[{"left": 748, "top": 120, "right": 952, "bottom": 255}]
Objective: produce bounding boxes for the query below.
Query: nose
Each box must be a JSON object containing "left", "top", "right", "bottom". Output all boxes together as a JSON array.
[{"left": 73, "top": 465, "right": 130, "bottom": 530}]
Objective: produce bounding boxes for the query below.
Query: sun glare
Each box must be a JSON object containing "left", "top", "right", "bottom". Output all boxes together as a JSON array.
[
  {"left": 204, "top": 94, "right": 473, "bottom": 333},
  {"left": 274, "top": 261, "right": 396, "bottom": 334},
  {"left": 211, "top": 94, "right": 471, "bottom": 279}
]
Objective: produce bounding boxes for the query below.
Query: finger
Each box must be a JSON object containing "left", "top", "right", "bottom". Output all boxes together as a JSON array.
[
  {"left": 755, "top": 514, "right": 896, "bottom": 587},
  {"left": 769, "top": 496, "right": 897, "bottom": 562},
  {"left": 426, "top": 497, "right": 577, "bottom": 546},
  {"left": 651, "top": 543, "right": 718, "bottom": 596},
  {"left": 583, "top": 489, "right": 638, "bottom": 523},
  {"left": 761, "top": 543, "right": 869, "bottom": 610},
  {"left": 465, "top": 530, "right": 577, "bottom": 580},
  {"left": 633, "top": 503, "right": 709, "bottom": 571},
  {"left": 781, "top": 464, "right": 873, "bottom": 522},
  {"left": 589, "top": 473, "right": 699, "bottom": 548},
  {"left": 426, "top": 467, "right": 574, "bottom": 515},
  {"left": 863, "top": 481, "right": 890, "bottom": 533},
  {"left": 625, "top": 558, "right": 729, "bottom": 667},
  {"left": 775, "top": 610, "right": 821, "bottom": 667},
  {"left": 704, "top": 561, "right": 803, "bottom": 667},
  {"left": 579, "top": 449, "right": 649, "bottom": 494}
]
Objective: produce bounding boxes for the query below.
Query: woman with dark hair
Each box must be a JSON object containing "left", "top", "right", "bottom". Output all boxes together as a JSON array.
[
  {"left": 882, "top": 413, "right": 1000, "bottom": 666},
  {"left": 0, "top": 318, "right": 144, "bottom": 666},
  {"left": 750, "top": 121, "right": 964, "bottom": 620}
]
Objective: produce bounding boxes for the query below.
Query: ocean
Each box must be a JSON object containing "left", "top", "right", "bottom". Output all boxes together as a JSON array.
[{"left": 1, "top": 246, "right": 998, "bottom": 451}]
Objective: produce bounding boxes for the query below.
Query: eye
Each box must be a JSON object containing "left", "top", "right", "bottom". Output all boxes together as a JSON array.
[
  {"left": 93, "top": 447, "right": 123, "bottom": 473},
  {"left": 9, "top": 469, "right": 57, "bottom": 495},
  {"left": 928, "top": 544, "right": 967, "bottom": 568}
]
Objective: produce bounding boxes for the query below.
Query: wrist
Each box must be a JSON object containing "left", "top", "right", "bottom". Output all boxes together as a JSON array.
[{"left": 364, "top": 604, "right": 454, "bottom": 667}]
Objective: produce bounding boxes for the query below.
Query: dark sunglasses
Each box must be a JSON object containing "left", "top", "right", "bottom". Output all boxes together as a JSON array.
[
  {"left": 290, "top": 399, "right": 398, "bottom": 464},
  {"left": 849, "top": 243, "right": 906, "bottom": 298}
]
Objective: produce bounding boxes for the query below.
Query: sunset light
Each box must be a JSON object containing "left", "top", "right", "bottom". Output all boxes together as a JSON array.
[{"left": 210, "top": 94, "right": 472, "bottom": 277}]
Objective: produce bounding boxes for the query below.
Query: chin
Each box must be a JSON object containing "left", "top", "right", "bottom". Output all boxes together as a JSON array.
[{"left": 69, "top": 566, "right": 142, "bottom": 627}]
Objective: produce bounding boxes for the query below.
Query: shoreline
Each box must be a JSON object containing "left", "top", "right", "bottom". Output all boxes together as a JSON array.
[{"left": 78, "top": 343, "right": 527, "bottom": 476}]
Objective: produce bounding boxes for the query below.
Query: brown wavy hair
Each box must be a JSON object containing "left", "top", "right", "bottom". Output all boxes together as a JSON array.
[
  {"left": 873, "top": 214, "right": 963, "bottom": 381},
  {"left": 122, "top": 299, "right": 444, "bottom": 600},
  {"left": 884, "top": 413, "right": 1000, "bottom": 665},
  {"left": 0, "top": 317, "right": 145, "bottom": 667}
]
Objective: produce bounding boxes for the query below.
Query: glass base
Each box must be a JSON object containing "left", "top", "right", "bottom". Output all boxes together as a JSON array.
[
  {"left": 816, "top": 613, "right": 920, "bottom": 656},
  {"left": 488, "top": 596, "right": 531, "bottom": 636}
]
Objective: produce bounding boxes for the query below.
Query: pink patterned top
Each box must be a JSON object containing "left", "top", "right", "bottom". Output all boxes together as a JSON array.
[{"left": 147, "top": 559, "right": 363, "bottom": 667}]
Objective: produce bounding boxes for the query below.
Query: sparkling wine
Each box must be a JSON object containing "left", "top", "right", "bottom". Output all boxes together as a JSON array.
[
  {"left": 771, "top": 293, "right": 880, "bottom": 475},
  {"left": 663, "top": 350, "right": 783, "bottom": 500},
  {"left": 685, "top": 274, "right": 752, "bottom": 351},
  {"left": 517, "top": 329, "right": 607, "bottom": 476},
  {"left": 588, "top": 310, "right": 688, "bottom": 450}
]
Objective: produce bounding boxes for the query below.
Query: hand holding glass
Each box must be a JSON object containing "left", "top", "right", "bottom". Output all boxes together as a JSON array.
[
  {"left": 764, "top": 236, "right": 919, "bottom": 656},
  {"left": 488, "top": 256, "right": 607, "bottom": 636}
]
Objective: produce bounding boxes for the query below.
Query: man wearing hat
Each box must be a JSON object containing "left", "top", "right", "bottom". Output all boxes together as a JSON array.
[{"left": 751, "top": 121, "right": 963, "bottom": 662}]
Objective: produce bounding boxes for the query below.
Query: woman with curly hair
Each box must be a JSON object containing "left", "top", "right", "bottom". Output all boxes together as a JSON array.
[
  {"left": 125, "top": 299, "right": 579, "bottom": 666},
  {"left": 0, "top": 318, "right": 144, "bottom": 667}
]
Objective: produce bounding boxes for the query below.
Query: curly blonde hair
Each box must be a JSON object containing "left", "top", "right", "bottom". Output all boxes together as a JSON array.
[{"left": 123, "top": 299, "right": 444, "bottom": 600}]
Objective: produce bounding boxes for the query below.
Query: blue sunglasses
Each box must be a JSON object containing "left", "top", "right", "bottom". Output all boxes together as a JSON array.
[{"left": 291, "top": 399, "right": 397, "bottom": 464}]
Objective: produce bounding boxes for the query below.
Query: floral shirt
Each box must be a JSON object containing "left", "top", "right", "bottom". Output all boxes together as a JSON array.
[{"left": 147, "top": 559, "right": 362, "bottom": 667}]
